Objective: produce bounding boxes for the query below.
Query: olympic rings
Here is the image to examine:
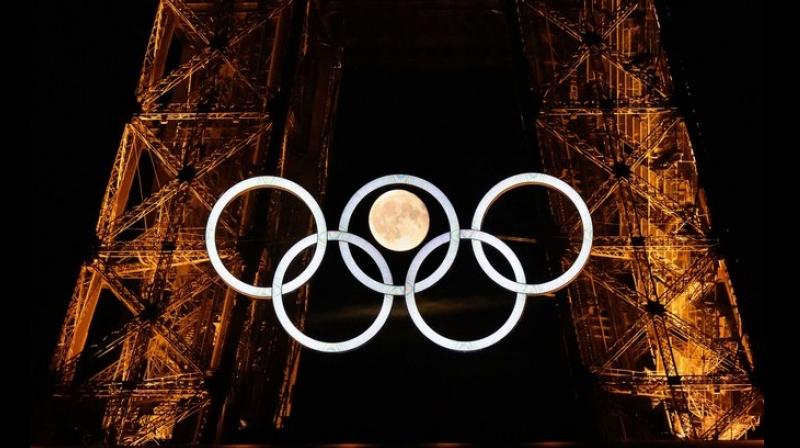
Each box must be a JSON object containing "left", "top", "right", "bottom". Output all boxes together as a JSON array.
[
  {"left": 405, "top": 229, "right": 527, "bottom": 352},
  {"left": 471, "top": 173, "right": 593, "bottom": 295},
  {"left": 205, "top": 176, "right": 327, "bottom": 299},
  {"left": 272, "top": 231, "right": 394, "bottom": 353},
  {"left": 338, "top": 174, "right": 459, "bottom": 296},
  {"left": 205, "top": 173, "right": 592, "bottom": 352}
]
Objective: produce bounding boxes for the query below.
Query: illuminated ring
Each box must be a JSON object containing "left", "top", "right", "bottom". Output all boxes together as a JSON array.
[
  {"left": 205, "top": 176, "right": 327, "bottom": 299},
  {"left": 338, "top": 174, "right": 459, "bottom": 296},
  {"left": 405, "top": 229, "right": 527, "bottom": 352},
  {"left": 272, "top": 231, "right": 393, "bottom": 353},
  {"left": 471, "top": 173, "right": 592, "bottom": 295}
]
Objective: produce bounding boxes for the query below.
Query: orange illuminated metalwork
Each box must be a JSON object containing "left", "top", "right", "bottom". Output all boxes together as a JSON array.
[
  {"left": 50, "top": 0, "right": 761, "bottom": 444},
  {"left": 516, "top": 0, "right": 762, "bottom": 439}
]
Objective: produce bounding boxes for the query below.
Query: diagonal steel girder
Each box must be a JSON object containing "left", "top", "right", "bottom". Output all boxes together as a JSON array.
[
  {"left": 538, "top": 120, "right": 705, "bottom": 234},
  {"left": 528, "top": 0, "right": 661, "bottom": 100},
  {"left": 581, "top": 265, "right": 743, "bottom": 375},
  {"left": 101, "top": 122, "right": 271, "bottom": 241},
  {"left": 85, "top": 266, "right": 220, "bottom": 363},
  {"left": 139, "top": 1, "right": 275, "bottom": 107},
  {"left": 136, "top": 1, "right": 169, "bottom": 98},
  {"left": 548, "top": 113, "right": 679, "bottom": 235},
  {"left": 699, "top": 389, "right": 762, "bottom": 439},
  {"left": 88, "top": 259, "right": 204, "bottom": 373},
  {"left": 164, "top": 0, "right": 213, "bottom": 45}
]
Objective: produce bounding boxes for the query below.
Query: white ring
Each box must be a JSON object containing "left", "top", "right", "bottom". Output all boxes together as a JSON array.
[
  {"left": 206, "top": 173, "right": 591, "bottom": 352},
  {"left": 405, "top": 229, "right": 527, "bottom": 352},
  {"left": 338, "top": 174, "right": 460, "bottom": 295},
  {"left": 205, "top": 176, "right": 327, "bottom": 299},
  {"left": 470, "top": 172, "right": 592, "bottom": 295},
  {"left": 272, "top": 231, "right": 394, "bottom": 353}
]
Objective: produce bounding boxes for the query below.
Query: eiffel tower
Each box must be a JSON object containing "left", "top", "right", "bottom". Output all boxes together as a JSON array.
[{"left": 50, "top": 0, "right": 761, "bottom": 444}]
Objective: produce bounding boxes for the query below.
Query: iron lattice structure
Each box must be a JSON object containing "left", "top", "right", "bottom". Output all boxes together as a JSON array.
[
  {"left": 50, "top": 0, "right": 761, "bottom": 444},
  {"left": 51, "top": 0, "right": 342, "bottom": 444},
  {"left": 515, "top": 0, "right": 762, "bottom": 439}
]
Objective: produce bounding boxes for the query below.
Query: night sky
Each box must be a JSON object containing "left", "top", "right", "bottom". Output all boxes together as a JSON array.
[{"left": 30, "top": 0, "right": 764, "bottom": 443}]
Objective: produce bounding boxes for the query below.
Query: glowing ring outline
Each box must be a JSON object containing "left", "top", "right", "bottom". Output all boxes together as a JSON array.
[
  {"left": 205, "top": 173, "right": 593, "bottom": 352},
  {"left": 205, "top": 176, "right": 327, "bottom": 299},
  {"left": 405, "top": 229, "right": 527, "bottom": 351},
  {"left": 470, "top": 173, "right": 593, "bottom": 295},
  {"left": 338, "top": 174, "right": 459, "bottom": 296},
  {"left": 272, "top": 231, "right": 394, "bottom": 353}
]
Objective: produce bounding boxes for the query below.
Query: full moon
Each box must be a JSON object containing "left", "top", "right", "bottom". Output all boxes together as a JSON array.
[{"left": 368, "top": 189, "right": 430, "bottom": 252}]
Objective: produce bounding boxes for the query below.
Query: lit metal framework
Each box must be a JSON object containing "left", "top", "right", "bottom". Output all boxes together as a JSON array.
[
  {"left": 51, "top": 0, "right": 342, "bottom": 444},
  {"left": 50, "top": 0, "right": 761, "bottom": 444},
  {"left": 515, "top": 0, "right": 762, "bottom": 439}
]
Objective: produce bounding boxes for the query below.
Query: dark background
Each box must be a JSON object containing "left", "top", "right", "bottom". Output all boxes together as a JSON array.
[{"left": 30, "top": 0, "right": 764, "bottom": 443}]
